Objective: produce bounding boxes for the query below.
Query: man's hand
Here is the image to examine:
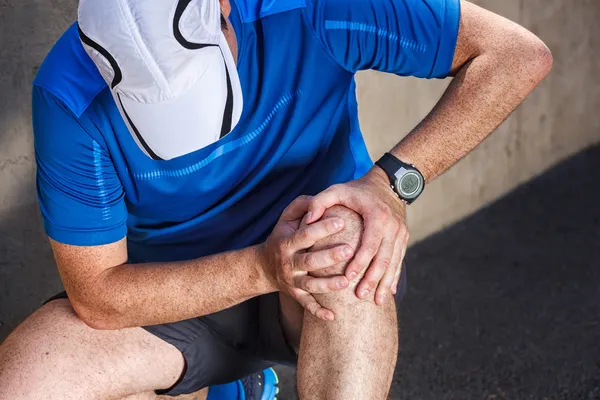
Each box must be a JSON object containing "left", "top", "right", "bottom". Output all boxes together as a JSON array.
[
  {"left": 262, "top": 195, "right": 356, "bottom": 321},
  {"left": 305, "top": 167, "right": 409, "bottom": 306}
]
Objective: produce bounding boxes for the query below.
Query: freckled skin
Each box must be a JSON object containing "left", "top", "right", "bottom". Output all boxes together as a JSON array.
[
  {"left": 393, "top": 2, "right": 553, "bottom": 181},
  {"left": 0, "top": 1, "right": 552, "bottom": 399}
]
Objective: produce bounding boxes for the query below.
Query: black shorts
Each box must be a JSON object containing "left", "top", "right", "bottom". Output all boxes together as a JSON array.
[{"left": 47, "top": 266, "right": 407, "bottom": 396}]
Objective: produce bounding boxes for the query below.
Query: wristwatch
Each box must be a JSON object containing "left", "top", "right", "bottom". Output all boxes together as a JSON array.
[{"left": 375, "top": 153, "right": 425, "bottom": 204}]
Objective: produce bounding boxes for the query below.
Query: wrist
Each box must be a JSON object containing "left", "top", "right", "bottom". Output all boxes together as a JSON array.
[
  {"left": 254, "top": 243, "right": 279, "bottom": 293},
  {"left": 365, "top": 164, "right": 393, "bottom": 190},
  {"left": 365, "top": 165, "right": 409, "bottom": 209}
]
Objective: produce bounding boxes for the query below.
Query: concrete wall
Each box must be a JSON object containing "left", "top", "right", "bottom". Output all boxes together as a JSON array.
[{"left": 358, "top": 0, "right": 600, "bottom": 240}]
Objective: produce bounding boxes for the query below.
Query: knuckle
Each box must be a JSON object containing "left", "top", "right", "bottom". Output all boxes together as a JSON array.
[
  {"left": 277, "top": 240, "right": 289, "bottom": 255},
  {"left": 280, "top": 260, "right": 292, "bottom": 273},
  {"left": 303, "top": 279, "right": 315, "bottom": 292},
  {"left": 329, "top": 184, "right": 343, "bottom": 192},
  {"left": 379, "top": 259, "right": 391, "bottom": 270},
  {"left": 389, "top": 220, "right": 400, "bottom": 233},
  {"left": 298, "top": 228, "right": 311, "bottom": 243},
  {"left": 376, "top": 208, "right": 389, "bottom": 222},
  {"left": 332, "top": 248, "right": 345, "bottom": 263},
  {"left": 305, "top": 254, "right": 318, "bottom": 270}
]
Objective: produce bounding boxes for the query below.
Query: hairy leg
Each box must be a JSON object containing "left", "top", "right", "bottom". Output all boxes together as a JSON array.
[
  {"left": 281, "top": 206, "right": 398, "bottom": 399},
  {"left": 0, "top": 299, "right": 207, "bottom": 400}
]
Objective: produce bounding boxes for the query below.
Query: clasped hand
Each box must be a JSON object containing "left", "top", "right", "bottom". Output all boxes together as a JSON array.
[{"left": 263, "top": 167, "right": 409, "bottom": 321}]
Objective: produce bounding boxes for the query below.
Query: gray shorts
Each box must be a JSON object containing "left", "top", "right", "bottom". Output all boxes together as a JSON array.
[{"left": 47, "top": 265, "right": 407, "bottom": 396}]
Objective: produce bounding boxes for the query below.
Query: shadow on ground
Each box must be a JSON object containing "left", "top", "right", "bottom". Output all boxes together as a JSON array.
[
  {"left": 1, "top": 146, "right": 599, "bottom": 399},
  {"left": 277, "top": 145, "right": 600, "bottom": 399}
]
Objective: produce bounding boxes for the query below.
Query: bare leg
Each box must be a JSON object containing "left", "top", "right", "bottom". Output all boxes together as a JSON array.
[
  {"left": 281, "top": 206, "right": 398, "bottom": 400},
  {"left": 0, "top": 299, "right": 207, "bottom": 400}
]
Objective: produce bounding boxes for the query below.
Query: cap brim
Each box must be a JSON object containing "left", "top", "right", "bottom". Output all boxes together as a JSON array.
[{"left": 116, "top": 34, "right": 242, "bottom": 161}]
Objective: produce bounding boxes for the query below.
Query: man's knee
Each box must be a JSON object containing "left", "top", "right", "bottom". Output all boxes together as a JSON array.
[
  {"left": 308, "top": 205, "right": 363, "bottom": 284},
  {"left": 306, "top": 206, "right": 396, "bottom": 315},
  {"left": 0, "top": 300, "right": 72, "bottom": 397},
  {"left": 0, "top": 299, "right": 184, "bottom": 399}
]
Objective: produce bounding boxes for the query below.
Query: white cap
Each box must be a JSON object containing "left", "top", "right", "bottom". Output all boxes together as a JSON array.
[{"left": 78, "top": 0, "right": 243, "bottom": 160}]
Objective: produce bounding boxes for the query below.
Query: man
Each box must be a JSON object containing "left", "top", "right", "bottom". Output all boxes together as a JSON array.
[{"left": 0, "top": 0, "right": 551, "bottom": 398}]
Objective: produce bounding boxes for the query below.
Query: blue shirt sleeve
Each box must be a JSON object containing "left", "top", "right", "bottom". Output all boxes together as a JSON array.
[
  {"left": 306, "top": 0, "right": 461, "bottom": 78},
  {"left": 33, "top": 86, "right": 128, "bottom": 246}
]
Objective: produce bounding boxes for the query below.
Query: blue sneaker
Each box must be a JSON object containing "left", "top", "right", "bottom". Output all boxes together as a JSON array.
[
  {"left": 239, "top": 368, "right": 280, "bottom": 400},
  {"left": 207, "top": 368, "right": 280, "bottom": 400}
]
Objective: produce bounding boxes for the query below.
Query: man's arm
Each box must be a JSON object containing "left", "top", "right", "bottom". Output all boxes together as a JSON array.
[
  {"left": 53, "top": 200, "right": 353, "bottom": 330},
  {"left": 389, "top": 1, "right": 553, "bottom": 181},
  {"left": 305, "top": 0, "right": 552, "bottom": 303},
  {"left": 52, "top": 238, "right": 271, "bottom": 330}
]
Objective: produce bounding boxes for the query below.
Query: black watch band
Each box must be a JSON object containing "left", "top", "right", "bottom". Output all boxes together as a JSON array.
[
  {"left": 375, "top": 153, "right": 425, "bottom": 204},
  {"left": 375, "top": 153, "right": 406, "bottom": 176}
]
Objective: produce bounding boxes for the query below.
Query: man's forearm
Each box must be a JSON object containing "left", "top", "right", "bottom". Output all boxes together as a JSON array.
[
  {"left": 391, "top": 2, "right": 552, "bottom": 181},
  {"left": 71, "top": 245, "right": 277, "bottom": 330}
]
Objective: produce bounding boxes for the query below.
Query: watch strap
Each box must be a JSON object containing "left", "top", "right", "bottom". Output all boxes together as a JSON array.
[{"left": 375, "top": 153, "right": 405, "bottom": 183}]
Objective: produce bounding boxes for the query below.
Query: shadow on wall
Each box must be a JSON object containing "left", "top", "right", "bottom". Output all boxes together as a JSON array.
[
  {"left": 275, "top": 144, "right": 600, "bottom": 399},
  {"left": 0, "top": 205, "right": 61, "bottom": 340},
  {"left": 0, "top": 1, "right": 77, "bottom": 339},
  {"left": 0, "top": 0, "right": 78, "bottom": 205}
]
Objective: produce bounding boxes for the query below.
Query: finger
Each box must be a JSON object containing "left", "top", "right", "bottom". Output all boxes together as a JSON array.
[
  {"left": 344, "top": 211, "right": 386, "bottom": 281},
  {"left": 287, "top": 217, "right": 345, "bottom": 251},
  {"left": 377, "top": 235, "right": 404, "bottom": 303},
  {"left": 392, "top": 237, "right": 409, "bottom": 294},
  {"left": 355, "top": 233, "right": 395, "bottom": 301},
  {"left": 392, "top": 262, "right": 403, "bottom": 295},
  {"left": 280, "top": 195, "right": 313, "bottom": 222},
  {"left": 375, "top": 264, "right": 397, "bottom": 305},
  {"left": 305, "top": 186, "right": 344, "bottom": 224},
  {"left": 294, "top": 245, "right": 354, "bottom": 272},
  {"left": 294, "top": 274, "right": 349, "bottom": 294},
  {"left": 294, "top": 290, "right": 335, "bottom": 321}
]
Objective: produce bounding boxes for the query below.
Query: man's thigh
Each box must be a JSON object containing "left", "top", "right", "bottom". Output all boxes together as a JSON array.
[{"left": 0, "top": 298, "right": 185, "bottom": 400}]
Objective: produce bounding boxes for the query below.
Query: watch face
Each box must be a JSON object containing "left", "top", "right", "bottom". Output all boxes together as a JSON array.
[{"left": 396, "top": 171, "right": 423, "bottom": 199}]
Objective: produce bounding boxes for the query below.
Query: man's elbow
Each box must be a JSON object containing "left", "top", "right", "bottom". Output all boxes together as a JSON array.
[
  {"left": 70, "top": 295, "right": 124, "bottom": 331},
  {"left": 509, "top": 29, "right": 553, "bottom": 85},
  {"left": 527, "top": 37, "right": 553, "bottom": 83}
]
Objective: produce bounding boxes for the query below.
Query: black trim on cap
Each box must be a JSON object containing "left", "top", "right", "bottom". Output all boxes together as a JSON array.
[
  {"left": 174, "top": 0, "right": 218, "bottom": 50},
  {"left": 220, "top": 55, "right": 234, "bottom": 138},
  {"left": 117, "top": 94, "right": 163, "bottom": 161},
  {"left": 172, "top": 1, "right": 235, "bottom": 138},
  {"left": 78, "top": 25, "right": 122, "bottom": 89}
]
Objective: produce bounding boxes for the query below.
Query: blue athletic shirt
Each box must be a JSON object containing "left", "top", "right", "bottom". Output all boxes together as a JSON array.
[{"left": 33, "top": 0, "right": 460, "bottom": 263}]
